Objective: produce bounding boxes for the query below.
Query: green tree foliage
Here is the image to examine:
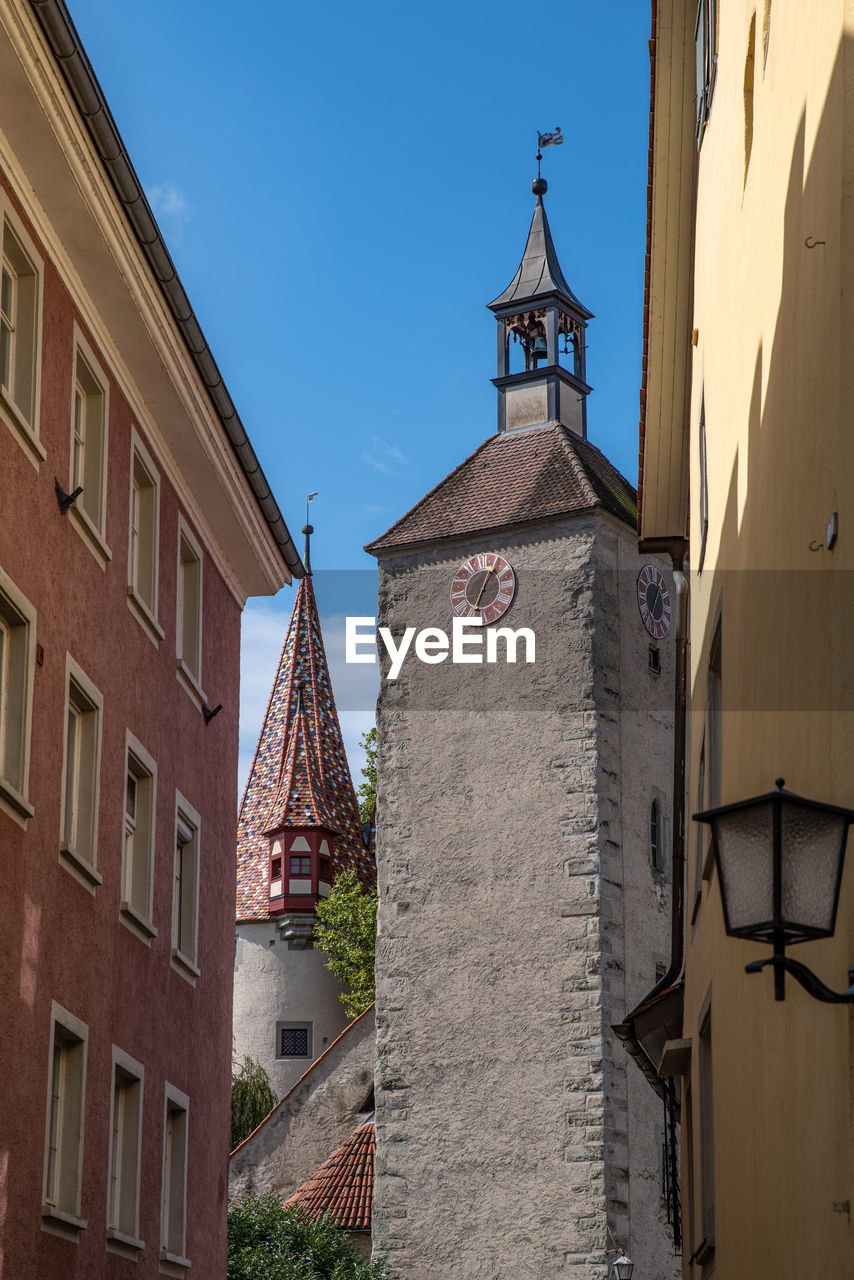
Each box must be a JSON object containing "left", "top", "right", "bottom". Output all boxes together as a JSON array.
[
  {"left": 314, "top": 870, "right": 377, "bottom": 1019},
  {"left": 228, "top": 1195, "right": 393, "bottom": 1279},
  {"left": 231, "top": 1056, "right": 278, "bottom": 1151},
  {"left": 356, "top": 727, "right": 376, "bottom": 824}
]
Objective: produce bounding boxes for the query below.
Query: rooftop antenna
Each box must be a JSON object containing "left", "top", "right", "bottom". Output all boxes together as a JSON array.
[
  {"left": 535, "top": 126, "right": 563, "bottom": 191},
  {"left": 302, "top": 491, "right": 318, "bottom": 576}
]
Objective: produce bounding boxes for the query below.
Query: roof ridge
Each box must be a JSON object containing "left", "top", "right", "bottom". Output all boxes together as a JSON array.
[
  {"left": 364, "top": 434, "right": 495, "bottom": 553},
  {"left": 228, "top": 1004, "right": 375, "bottom": 1157}
]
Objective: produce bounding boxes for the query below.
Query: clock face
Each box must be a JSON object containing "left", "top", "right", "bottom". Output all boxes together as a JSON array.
[
  {"left": 637, "top": 565, "right": 672, "bottom": 639},
  {"left": 450, "top": 553, "right": 516, "bottom": 624}
]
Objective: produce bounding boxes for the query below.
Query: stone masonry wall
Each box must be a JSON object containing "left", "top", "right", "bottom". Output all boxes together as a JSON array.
[{"left": 372, "top": 513, "right": 679, "bottom": 1279}]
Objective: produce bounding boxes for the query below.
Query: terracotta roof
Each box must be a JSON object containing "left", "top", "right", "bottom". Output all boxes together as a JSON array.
[
  {"left": 284, "top": 1121, "right": 374, "bottom": 1233},
  {"left": 365, "top": 422, "right": 637, "bottom": 554},
  {"left": 236, "top": 576, "right": 374, "bottom": 921},
  {"left": 265, "top": 704, "right": 340, "bottom": 836}
]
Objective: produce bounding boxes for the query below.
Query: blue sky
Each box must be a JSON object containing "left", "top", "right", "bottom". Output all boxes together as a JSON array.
[{"left": 67, "top": 0, "right": 652, "bottom": 788}]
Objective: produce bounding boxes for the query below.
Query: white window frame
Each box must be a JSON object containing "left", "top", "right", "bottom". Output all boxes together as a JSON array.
[
  {"left": 127, "top": 427, "right": 163, "bottom": 645},
  {"left": 120, "top": 730, "right": 158, "bottom": 944},
  {"left": 59, "top": 654, "right": 103, "bottom": 891},
  {"left": 160, "top": 1083, "right": 190, "bottom": 1271},
  {"left": 171, "top": 792, "right": 201, "bottom": 982},
  {"left": 175, "top": 516, "right": 204, "bottom": 705},
  {"left": 0, "top": 191, "right": 44, "bottom": 466},
  {"left": 42, "top": 1001, "right": 88, "bottom": 1240},
  {"left": 67, "top": 325, "right": 111, "bottom": 568},
  {"left": 105, "top": 1046, "right": 144, "bottom": 1258},
  {"left": 0, "top": 562, "right": 36, "bottom": 825}
]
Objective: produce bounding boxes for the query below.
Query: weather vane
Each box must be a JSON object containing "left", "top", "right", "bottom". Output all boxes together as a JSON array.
[{"left": 536, "top": 126, "right": 564, "bottom": 178}]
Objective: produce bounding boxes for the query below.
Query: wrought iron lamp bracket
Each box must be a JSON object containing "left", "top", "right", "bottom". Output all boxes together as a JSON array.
[{"left": 746, "top": 954, "right": 854, "bottom": 1004}]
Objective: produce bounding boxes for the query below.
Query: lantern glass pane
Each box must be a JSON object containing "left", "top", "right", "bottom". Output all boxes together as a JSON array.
[
  {"left": 713, "top": 800, "right": 774, "bottom": 933},
  {"left": 780, "top": 803, "right": 847, "bottom": 935}
]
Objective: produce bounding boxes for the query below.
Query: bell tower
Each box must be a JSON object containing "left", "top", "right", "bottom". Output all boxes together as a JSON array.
[{"left": 489, "top": 169, "right": 592, "bottom": 437}]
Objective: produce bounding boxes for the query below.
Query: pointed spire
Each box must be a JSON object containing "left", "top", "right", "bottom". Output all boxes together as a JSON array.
[
  {"left": 236, "top": 576, "right": 374, "bottom": 921},
  {"left": 488, "top": 183, "right": 592, "bottom": 317}
]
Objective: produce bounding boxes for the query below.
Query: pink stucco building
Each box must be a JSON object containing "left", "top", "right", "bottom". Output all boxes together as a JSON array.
[{"left": 0, "top": 2, "right": 300, "bottom": 1275}]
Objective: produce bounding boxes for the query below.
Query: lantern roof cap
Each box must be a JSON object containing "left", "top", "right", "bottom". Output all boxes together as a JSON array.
[
  {"left": 694, "top": 780, "right": 854, "bottom": 826},
  {"left": 488, "top": 188, "right": 592, "bottom": 319}
]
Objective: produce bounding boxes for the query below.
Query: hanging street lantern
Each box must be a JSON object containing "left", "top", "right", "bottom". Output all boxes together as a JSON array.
[{"left": 694, "top": 779, "right": 854, "bottom": 1002}]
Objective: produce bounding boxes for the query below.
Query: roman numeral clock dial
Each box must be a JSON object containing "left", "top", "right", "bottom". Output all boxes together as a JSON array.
[
  {"left": 450, "top": 553, "right": 517, "bottom": 624},
  {"left": 637, "top": 564, "right": 672, "bottom": 639}
]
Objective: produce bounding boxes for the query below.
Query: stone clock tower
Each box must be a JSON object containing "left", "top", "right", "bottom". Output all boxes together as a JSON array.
[{"left": 365, "top": 177, "right": 681, "bottom": 1280}]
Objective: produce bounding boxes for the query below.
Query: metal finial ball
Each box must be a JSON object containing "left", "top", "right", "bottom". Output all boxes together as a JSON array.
[
  {"left": 302, "top": 524, "right": 314, "bottom": 535},
  {"left": 775, "top": 777, "right": 786, "bottom": 790},
  {"left": 532, "top": 176, "right": 548, "bottom": 196}
]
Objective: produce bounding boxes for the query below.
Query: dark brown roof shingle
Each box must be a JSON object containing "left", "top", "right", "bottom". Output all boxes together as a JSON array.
[{"left": 364, "top": 423, "right": 636, "bottom": 555}]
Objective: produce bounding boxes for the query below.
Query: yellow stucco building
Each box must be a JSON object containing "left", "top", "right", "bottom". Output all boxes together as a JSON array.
[{"left": 631, "top": 1, "right": 854, "bottom": 1276}]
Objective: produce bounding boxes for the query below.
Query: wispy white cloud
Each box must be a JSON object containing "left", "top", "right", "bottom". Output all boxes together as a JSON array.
[
  {"left": 362, "top": 434, "right": 409, "bottom": 475},
  {"left": 146, "top": 182, "right": 190, "bottom": 241}
]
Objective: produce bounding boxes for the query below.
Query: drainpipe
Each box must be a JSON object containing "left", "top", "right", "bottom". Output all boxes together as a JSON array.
[{"left": 639, "top": 536, "right": 689, "bottom": 998}]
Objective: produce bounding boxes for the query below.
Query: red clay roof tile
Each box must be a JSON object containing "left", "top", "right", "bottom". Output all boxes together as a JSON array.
[{"left": 284, "top": 1120, "right": 375, "bottom": 1233}]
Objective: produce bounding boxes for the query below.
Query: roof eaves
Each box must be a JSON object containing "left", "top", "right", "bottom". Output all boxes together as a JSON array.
[{"left": 29, "top": 0, "right": 304, "bottom": 580}]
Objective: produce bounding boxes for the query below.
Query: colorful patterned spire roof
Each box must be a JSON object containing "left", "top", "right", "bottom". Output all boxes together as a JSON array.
[
  {"left": 284, "top": 1120, "right": 375, "bottom": 1233},
  {"left": 236, "top": 576, "right": 373, "bottom": 921}
]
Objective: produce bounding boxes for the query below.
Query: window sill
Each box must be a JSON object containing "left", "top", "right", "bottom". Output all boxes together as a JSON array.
[
  {"left": 120, "top": 899, "right": 158, "bottom": 944},
  {"left": 0, "top": 387, "right": 45, "bottom": 469},
  {"left": 171, "top": 947, "right": 200, "bottom": 984},
  {"left": 0, "top": 774, "right": 34, "bottom": 825},
  {"left": 160, "top": 1248, "right": 191, "bottom": 1276},
  {"left": 68, "top": 502, "right": 112, "bottom": 571},
  {"left": 59, "top": 842, "right": 102, "bottom": 894},
  {"left": 106, "top": 1227, "right": 145, "bottom": 1259},
  {"left": 127, "top": 588, "right": 164, "bottom": 647},
  {"left": 176, "top": 659, "right": 205, "bottom": 710},
  {"left": 42, "top": 1204, "right": 87, "bottom": 1241}
]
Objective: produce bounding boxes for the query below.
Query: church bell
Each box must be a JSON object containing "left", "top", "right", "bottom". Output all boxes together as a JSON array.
[{"left": 531, "top": 334, "right": 548, "bottom": 362}]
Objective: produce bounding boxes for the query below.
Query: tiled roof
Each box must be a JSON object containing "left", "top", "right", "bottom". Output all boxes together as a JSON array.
[
  {"left": 236, "top": 576, "right": 374, "bottom": 921},
  {"left": 264, "top": 703, "right": 340, "bottom": 835},
  {"left": 284, "top": 1121, "right": 374, "bottom": 1233},
  {"left": 365, "top": 421, "right": 637, "bottom": 554}
]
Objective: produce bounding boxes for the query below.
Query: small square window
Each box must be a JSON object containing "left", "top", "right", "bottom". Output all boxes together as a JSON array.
[
  {"left": 60, "top": 657, "right": 103, "bottom": 889},
  {"left": 42, "top": 1003, "right": 88, "bottom": 1238},
  {"left": 276, "top": 1022, "right": 312, "bottom": 1059},
  {"left": 0, "top": 564, "right": 36, "bottom": 821},
  {"left": 107, "top": 1048, "right": 144, "bottom": 1254},
  {"left": 648, "top": 645, "right": 661, "bottom": 676},
  {"left": 290, "top": 855, "right": 311, "bottom": 876},
  {"left": 68, "top": 330, "right": 110, "bottom": 564},
  {"left": 172, "top": 794, "right": 201, "bottom": 979}
]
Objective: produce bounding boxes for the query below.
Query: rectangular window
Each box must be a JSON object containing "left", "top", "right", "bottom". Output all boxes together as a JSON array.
[
  {"left": 698, "top": 389, "right": 709, "bottom": 572},
  {"left": 276, "top": 1022, "right": 312, "bottom": 1059},
  {"left": 68, "top": 332, "right": 110, "bottom": 561},
  {"left": 0, "top": 564, "right": 36, "bottom": 822},
  {"left": 698, "top": 1004, "right": 715, "bottom": 1255},
  {"left": 59, "top": 657, "right": 103, "bottom": 889},
  {"left": 106, "top": 1048, "right": 144, "bottom": 1255},
  {"left": 42, "top": 1003, "right": 88, "bottom": 1238},
  {"left": 0, "top": 204, "right": 42, "bottom": 457},
  {"left": 121, "top": 733, "right": 157, "bottom": 941},
  {"left": 172, "top": 794, "right": 200, "bottom": 978},
  {"left": 160, "top": 1085, "right": 189, "bottom": 1267},
  {"left": 176, "top": 520, "right": 203, "bottom": 699},
  {"left": 707, "top": 619, "right": 722, "bottom": 808},
  {"left": 290, "top": 855, "right": 311, "bottom": 876},
  {"left": 127, "top": 431, "right": 161, "bottom": 640},
  {"left": 695, "top": 0, "right": 718, "bottom": 142}
]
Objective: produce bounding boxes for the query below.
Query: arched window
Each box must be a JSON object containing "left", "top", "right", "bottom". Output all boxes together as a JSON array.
[{"left": 650, "top": 798, "right": 662, "bottom": 871}]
